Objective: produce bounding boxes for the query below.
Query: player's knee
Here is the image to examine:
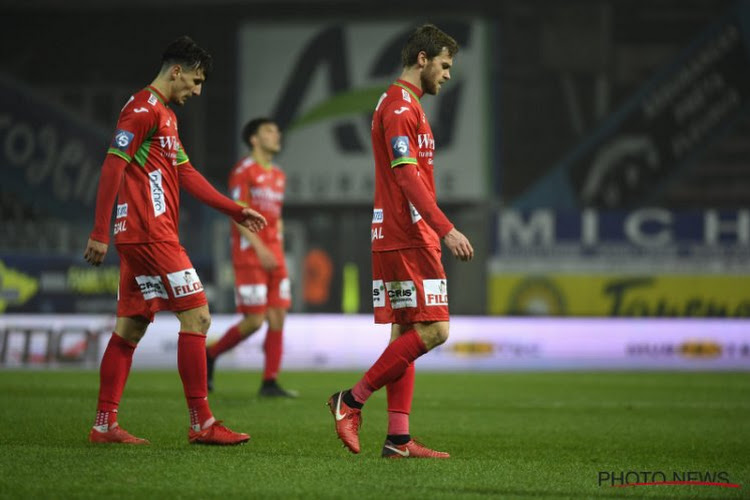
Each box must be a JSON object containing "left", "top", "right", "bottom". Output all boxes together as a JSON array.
[
  {"left": 416, "top": 322, "right": 450, "bottom": 350},
  {"left": 432, "top": 325, "right": 450, "bottom": 346},
  {"left": 196, "top": 311, "right": 212, "bottom": 334},
  {"left": 239, "top": 314, "right": 264, "bottom": 336}
]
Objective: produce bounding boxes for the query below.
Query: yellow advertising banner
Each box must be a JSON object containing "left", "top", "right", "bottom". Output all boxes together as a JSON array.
[{"left": 488, "top": 274, "right": 750, "bottom": 317}]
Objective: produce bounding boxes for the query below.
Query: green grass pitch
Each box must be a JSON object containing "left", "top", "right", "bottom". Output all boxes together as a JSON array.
[{"left": 0, "top": 370, "right": 747, "bottom": 499}]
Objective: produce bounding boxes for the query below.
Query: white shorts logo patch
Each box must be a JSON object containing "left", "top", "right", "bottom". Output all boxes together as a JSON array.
[
  {"left": 167, "top": 268, "right": 203, "bottom": 298},
  {"left": 135, "top": 275, "right": 168, "bottom": 300},
  {"left": 423, "top": 279, "right": 448, "bottom": 307},
  {"left": 279, "top": 278, "right": 291, "bottom": 301},
  {"left": 236, "top": 284, "right": 268, "bottom": 306},
  {"left": 372, "top": 280, "right": 385, "bottom": 308},
  {"left": 385, "top": 280, "right": 417, "bottom": 309},
  {"left": 372, "top": 208, "right": 383, "bottom": 224}
]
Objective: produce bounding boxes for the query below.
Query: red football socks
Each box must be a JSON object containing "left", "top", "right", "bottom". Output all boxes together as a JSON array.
[
  {"left": 207, "top": 324, "right": 243, "bottom": 359},
  {"left": 386, "top": 359, "right": 415, "bottom": 435},
  {"left": 95, "top": 333, "right": 136, "bottom": 427},
  {"left": 351, "top": 329, "right": 427, "bottom": 405},
  {"left": 177, "top": 332, "right": 213, "bottom": 429},
  {"left": 263, "top": 329, "right": 283, "bottom": 381}
]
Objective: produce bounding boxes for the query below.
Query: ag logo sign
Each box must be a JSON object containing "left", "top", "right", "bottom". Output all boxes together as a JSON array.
[{"left": 238, "top": 21, "right": 489, "bottom": 203}]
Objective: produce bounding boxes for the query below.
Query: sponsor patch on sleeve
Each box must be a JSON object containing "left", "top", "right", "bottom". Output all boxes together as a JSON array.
[
  {"left": 111, "top": 129, "right": 134, "bottom": 152},
  {"left": 390, "top": 136, "right": 410, "bottom": 159}
]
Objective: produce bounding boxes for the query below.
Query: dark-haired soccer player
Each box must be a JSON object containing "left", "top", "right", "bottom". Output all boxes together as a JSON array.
[
  {"left": 84, "top": 36, "right": 267, "bottom": 445},
  {"left": 327, "top": 24, "right": 474, "bottom": 458},
  {"left": 206, "top": 118, "right": 296, "bottom": 398}
]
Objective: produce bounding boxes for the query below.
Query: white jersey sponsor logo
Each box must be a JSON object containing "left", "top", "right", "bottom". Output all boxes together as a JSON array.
[
  {"left": 167, "top": 268, "right": 204, "bottom": 298},
  {"left": 149, "top": 169, "right": 166, "bottom": 217},
  {"left": 401, "top": 88, "right": 411, "bottom": 102},
  {"left": 148, "top": 94, "right": 158, "bottom": 106},
  {"left": 135, "top": 275, "right": 168, "bottom": 300},
  {"left": 394, "top": 106, "right": 409, "bottom": 115},
  {"left": 372, "top": 208, "right": 383, "bottom": 223},
  {"left": 116, "top": 203, "right": 128, "bottom": 218},
  {"left": 423, "top": 279, "right": 448, "bottom": 306},
  {"left": 408, "top": 201, "right": 422, "bottom": 223}
]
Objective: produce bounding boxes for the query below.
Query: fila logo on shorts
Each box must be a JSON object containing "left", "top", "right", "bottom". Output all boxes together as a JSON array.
[
  {"left": 423, "top": 279, "right": 448, "bottom": 306},
  {"left": 135, "top": 275, "right": 169, "bottom": 300},
  {"left": 167, "top": 268, "right": 204, "bottom": 298},
  {"left": 237, "top": 284, "right": 268, "bottom": 306},
  {"left": 385, "top": 280, "right": 417, "bottom": 309}
]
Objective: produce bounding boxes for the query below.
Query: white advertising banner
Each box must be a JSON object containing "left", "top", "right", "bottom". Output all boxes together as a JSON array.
[
  {"left": 1, "top": 314, "right": 749, "bottom": 370},
  {"left": 237, "top": 20, "right": 489, "bottom": 203}
]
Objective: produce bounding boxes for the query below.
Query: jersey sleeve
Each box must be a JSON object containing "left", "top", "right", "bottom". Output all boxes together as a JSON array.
[
  {"left": 228, "top": 168, "right": 250, "bottom": 208},
  {"left": 106, "top": 97, "right": 158, "bottom": 163},
  {"left": 380, "top": 99, "right": 420, "bottom": 168}
]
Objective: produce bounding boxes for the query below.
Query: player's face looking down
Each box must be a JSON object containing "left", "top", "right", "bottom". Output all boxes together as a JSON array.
[
  {"left": 169, "top": 65, "right": 206, "bottom": 106},
  {"left": 251, "top": 123, "right": 282, "bottom": 155},
  {"left": 420, "top": 48, "right": 453, "bottom": 95}
]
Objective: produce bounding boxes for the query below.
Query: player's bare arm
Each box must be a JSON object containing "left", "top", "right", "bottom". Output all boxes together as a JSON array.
[{"left": 234, "top": 219, "right": 277, "bottom": 270}]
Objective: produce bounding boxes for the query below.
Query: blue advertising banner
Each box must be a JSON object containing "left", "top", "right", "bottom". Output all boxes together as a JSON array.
[
  {"left": 0, "top": 75, "right": 109, "bottom": 220},
  {"left": 515, "top": 2, "right": 750, "bottom": 209}
]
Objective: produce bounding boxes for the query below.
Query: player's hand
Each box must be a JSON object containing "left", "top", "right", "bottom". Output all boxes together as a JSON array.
[
  {"left": 83, "top": 238, "right": 108, "bottom": 267},
  {"left": 258, "top": 247, "right": 279, "bottom": 271},
  {"left": 237, "top": 207, "right": 267, "bottom": 232},
  {"left": 442, "top": 228, "right": 474, "bottom": 261}
]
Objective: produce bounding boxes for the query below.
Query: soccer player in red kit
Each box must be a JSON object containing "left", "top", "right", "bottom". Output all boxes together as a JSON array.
[
  {"left": 83, "top": 36, "right": 267, "bottom": 445},
  {"left": 206, "top": 118, "right": 297, "bottom": 397},
  {"left": 327, "top": 24, "right": 474, "bottom": 458}
]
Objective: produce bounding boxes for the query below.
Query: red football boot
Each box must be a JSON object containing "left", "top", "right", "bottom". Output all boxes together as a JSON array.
[
  {"left": 188, "top": 421, "right": 250, "bottom": 445},
  {"left": 89, "top": 425, "right": 150, "bottom": 445},
  {"left": 327, "top": 391, "right": 362, "bottom": 454},
  {"left": 381, "top": 439, "right": 450, "bottom": 459}
]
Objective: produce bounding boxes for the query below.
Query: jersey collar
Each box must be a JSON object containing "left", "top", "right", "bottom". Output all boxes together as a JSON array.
[
  {"left": 146, "top": 86, "right": 168, "bottom": 105},
  {"left": 394, "top": 79, "right": 423, "bottom": 102}
]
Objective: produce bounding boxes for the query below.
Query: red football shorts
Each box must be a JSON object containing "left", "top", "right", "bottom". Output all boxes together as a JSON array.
[
  {"left": 233, "top": 265, "right": 291, "bottom": 314},
  {"left": 116, "top": 241, "right": 208, "bottom": 322},
  {"left": 371, "top": 246, "right": 449, "bottom": 324}
]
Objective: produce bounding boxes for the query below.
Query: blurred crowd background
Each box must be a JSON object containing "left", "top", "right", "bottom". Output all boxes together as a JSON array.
[{"left": 1, "top": 0, "right": 748, "bottom": 317}]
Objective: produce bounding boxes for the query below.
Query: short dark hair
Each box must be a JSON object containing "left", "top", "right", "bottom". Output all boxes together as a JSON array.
[
  {"left": 401, "top": 24, "right": 459, "bottom": 67},
  {"left": 161, "top": 36, "right": 213, "bottom": 78},
  {"left": 242, "top": 117, "right": 275, "bottom": 147}
]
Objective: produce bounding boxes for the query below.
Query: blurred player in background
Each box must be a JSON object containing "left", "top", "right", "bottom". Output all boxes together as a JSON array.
[
  {"left": 327, "top": 24, "right": 474, "bottom": 458},
  {"left": 83, "top": 36, "right": 266, "bottom": 445},
  {"left": 206, "top": 118, "right": 296, "bottom": 398}
]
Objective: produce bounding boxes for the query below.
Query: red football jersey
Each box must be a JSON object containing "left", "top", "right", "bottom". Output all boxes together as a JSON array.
[
  {"left": 370, "top": 79, "right": 440, "bottom": 251},
  {"left": 106, "top": 86, "right": 189, "bottom": 244},
  {"left": 229, "top": 157, "right": 286, "bottom": 268}
]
